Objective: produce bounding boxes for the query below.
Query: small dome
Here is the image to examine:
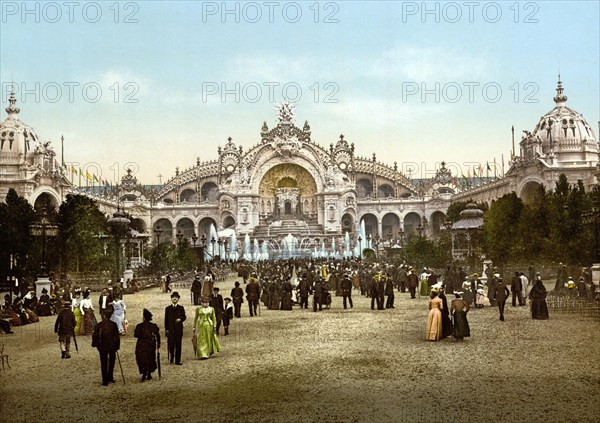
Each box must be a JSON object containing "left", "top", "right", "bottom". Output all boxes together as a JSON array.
[
  {"left": 0, "top": 91, "right": 43, "bottom": 157},
  {"left": 452, "top": 203, "right": 484, "bottom": 230},
  {"left": 530, "top": 78, "right": 597, "bottom": 154}
]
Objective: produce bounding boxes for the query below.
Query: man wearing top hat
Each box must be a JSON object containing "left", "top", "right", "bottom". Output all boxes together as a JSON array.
[
  {"left": 164, "top": 291, "right": 186, "bottom": 365},
  {"left": 210, "top": 287, "right": 224, "bottom": 335},
  {"left": 92, "top": 310, "right": 120, "bottom": 386},
  {"left": 190, "top": 275, "right": 202, "bottom": 306}
]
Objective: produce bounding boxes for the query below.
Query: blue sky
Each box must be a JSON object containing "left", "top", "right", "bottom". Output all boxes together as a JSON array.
[{"left": 1, "top": 1, "right": 598, "bottom": 184}]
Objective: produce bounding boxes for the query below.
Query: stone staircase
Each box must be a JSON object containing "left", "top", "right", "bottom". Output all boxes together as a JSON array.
[{"left": 253, "top": 217, "right": 323, "bottom": 238}]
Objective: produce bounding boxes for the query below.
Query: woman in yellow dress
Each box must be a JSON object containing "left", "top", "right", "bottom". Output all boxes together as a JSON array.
[
  {"left": 71, "top": 288, "right": 82, "bottom": 335},
  {"left": 193, "top": 298, "right": 221, "bottom": 359},
  {"left": 426, "top": 290, "right": 443, "bottom": 341}
]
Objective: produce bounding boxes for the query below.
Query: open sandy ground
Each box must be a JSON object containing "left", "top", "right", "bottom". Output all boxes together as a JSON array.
[{"left": 1, "top": 277, "right": 598, "bottom": 423}]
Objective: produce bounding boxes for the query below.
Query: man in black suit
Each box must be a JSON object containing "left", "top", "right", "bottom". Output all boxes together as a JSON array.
[
  {"left": 245, "top": 275, "right": 260, "bottom": 316},
  {"left": 210, "top": 287, "right": 224, "bottom": 334},
  {"left": 341, "top": 273, "right": 353, "bottom": 309},
  {"left": 230, "top": 281, "right": 244, "bottom": 318},
  {"left": 98, "top": 287, "right": 113, "bottom": 316},
  {"left": 312, "top": 278, "right": 323, "bottom": 312},
  {"left": 92, "top": 310, "right": 120, "bottom": 386},
  {"left": 190, "top": 275, "right": 202, "bottom": 306},
  {"left": 164, "top": 291, "right": 186, "bottom": 365},
  {"left": 494, "top": 278, "right": 511, "bottom": 321}
]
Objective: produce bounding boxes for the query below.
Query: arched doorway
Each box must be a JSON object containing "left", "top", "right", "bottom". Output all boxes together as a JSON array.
[
  {"left": 259, "top": 163, "right": 317, "bottom": 221},
  {"left": 176, "top": 218, "right": 195, "bottom": 242},
  {"left": 180, "top": 188, "right": 197, "bottom": 203},
  {"left": 33, "top": 192, "right": 59, "bottom": 212},
  {"left": 403, "top": 212, "right": 422, "bottom": 239},
  {"left": 200, "top": 182, "right": 219, "bottom": 202},
  {"left": 519, "top": 180, "right": 545, "bottom": 204},
  {"left": 356, "top": 178, "right": 373, "bottom": 198},
  {"left": 429, "top": 211, "right": 447, "bottom": 237},
  {"left": 382, "top": 212, "right": 400, "bottom": 242},
  {"left": 360, "top": 213, "right": 379, "bottom": 238},
  {"left": 154, "top": 219, "right": 173, "bottom": 244},
  {"left": 341, "top": 212, "right": 355, "bottom": 234}
]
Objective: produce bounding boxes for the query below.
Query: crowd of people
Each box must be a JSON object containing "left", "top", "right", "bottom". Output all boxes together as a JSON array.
[{"left": 4, "top": 257, "right": 598, "bottom": 387}]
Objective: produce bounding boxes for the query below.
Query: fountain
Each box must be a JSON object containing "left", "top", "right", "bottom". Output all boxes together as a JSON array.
[
  {"left": 344, "top": 231, "right": 351, "bottom": 258},
  {"left": 252, "top": 238, "right": 259, "bottom": 261},
  {"left": 261, "top": 240, "right": 269, "bottom": 260},
  {"left": 229, "top": 232, "right": 238, "bottom": 261},
  {"left": 243, "top": 234, "right": 251, "bottom": 260},
  {"left": 208, "top": 224, "right": 218, "bottom": 261}
]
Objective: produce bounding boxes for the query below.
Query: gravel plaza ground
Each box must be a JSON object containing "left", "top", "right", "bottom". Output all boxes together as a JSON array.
[{"left": 1, "top": 276, "right": 599, "bottom": 423}]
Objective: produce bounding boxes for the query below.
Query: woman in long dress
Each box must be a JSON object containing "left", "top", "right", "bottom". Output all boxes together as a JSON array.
[
  {"left": 71, "top": 289, "right": 82, "bottom": 334},
  {"left": 280, "top": 279, "right": 293, "bottom": 310},
  {"left": 194, "top": 298, "right": 221, "bottom": 359},
  {"left": 450, "top": 292, "right": 470, "bottom": 340},
  {"left": 134, "top": 308, "right": 160, "bottom": 381},
  {"left": 111, "top": 298, "right": 127, "bottom": 334},
  {"left": 426, "top": 291, "right": 443, "bottom": 341},
  {"left": 268, "top": 282, "right": 281, "bottom": 310},
  {"left": 529, "top": 275, "right": 549, "bottom": 320},
  {"left": 79, "top": 289, "right": 96, "bottom": 336},
  {"left": 438, "top": 289, "right": 453, "bottom": 338}
]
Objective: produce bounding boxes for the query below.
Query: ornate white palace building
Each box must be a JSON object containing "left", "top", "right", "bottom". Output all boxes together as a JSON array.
[{"left": 0, "top": 79, "right": 597, "bottom": 258}]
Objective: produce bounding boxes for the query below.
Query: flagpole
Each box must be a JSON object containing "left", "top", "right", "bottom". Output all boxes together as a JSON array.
[
  {"left": 511, "top": 125, "right": 515, "bottom": 158},
  {"left": 494, "top": 158, "right": 497, "bottom": 179}
]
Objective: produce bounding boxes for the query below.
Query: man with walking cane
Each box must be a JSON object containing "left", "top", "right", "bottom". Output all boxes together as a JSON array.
[
  {"left": 54, "top": 300, "right": 76, "bottom": 359},
  {"left": 164, "top": 292, "right": 186, "bottom": 365},
  {"left": 92, "top": 310, "right": 121, "bottom": 386}
]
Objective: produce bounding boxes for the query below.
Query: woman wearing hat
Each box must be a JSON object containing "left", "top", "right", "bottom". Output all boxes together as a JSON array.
[
  {"left": 450, "top": 292, "right": 470, "bottom": 340},
  {"left": 72, "top": 288, "right": 83, "bottom": 334},
  {"left": 79, "top": 289, "right": 96, "bottom": 336},
  {"left": 134, "top": 309, "right": 160, "bottom": 381},
  {"left": 193, "top": 298, "right": 221, "bottom": 359},
  {"left": 529, "top": 273, "right": 549, "bottom": 320},
  {"left": 426, "top": 290, "right": 443, "bottom": 341}
]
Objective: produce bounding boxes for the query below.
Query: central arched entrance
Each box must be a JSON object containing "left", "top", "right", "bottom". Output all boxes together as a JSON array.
[{"left": 258, "top": 163, "right": 318, "bottom": 221}]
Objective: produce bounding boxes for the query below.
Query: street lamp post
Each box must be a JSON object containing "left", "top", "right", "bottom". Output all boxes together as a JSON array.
[
  {"left": 224, "top": 239, "right": 229, "bottom": 261},
  {"left": 29, "top": 207, "right": 59, "bottom": 298},
  {"left": 399, "top": 229, "right": 404, "bottom": 247},
  {"left": 211, "top": 238, "right": 216, "bottom": 261},
  {"left": 417, "top": 224, "right": 424, "bottom": 238},
  {"left": 176, "top": 230, "right": 183, "bottom": 250},
  {"left": 200, "top": 234, "right": 207, "bottom": 267},
  {"left": 107, "top": 208, "right": 131, "bottom": 286},
  {"left": 191, "top": 233, "right": 198, "bottom": 268},
  {"left": 357, "top": 236, "right": 362, "bottom": 259},
  {"left": 153, "top": 226, "right": 162, "bottom": 282},
  {"left": 217, "top": 239, "right": 223, "bottom": 260}
]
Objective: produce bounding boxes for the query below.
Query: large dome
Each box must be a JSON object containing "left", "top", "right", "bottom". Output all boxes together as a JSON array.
[{"left": 530, "top": 78, "right": 597, "bottom": 155}]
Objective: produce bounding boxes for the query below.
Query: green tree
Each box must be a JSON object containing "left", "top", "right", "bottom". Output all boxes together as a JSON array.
[
  {"left": 482, "top": 192, "right": 524, "bottom": 266},
  {"left": 57, "top": 194, "right": 110, "bottom": 273},
  {"left": 0, "top": 189, "right": 35, "bottom": 284}
]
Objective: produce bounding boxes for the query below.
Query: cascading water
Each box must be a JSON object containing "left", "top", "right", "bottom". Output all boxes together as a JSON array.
[
  {"left": 243, "top": 234, "right": 251, "bottom": 260},
  {"left": 344, "top": 231, "right": 351, "bottom": 258}
]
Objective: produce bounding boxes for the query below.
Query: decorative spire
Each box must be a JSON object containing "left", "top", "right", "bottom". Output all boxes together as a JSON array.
[
  {"left": 5, "top": 91, "right": 20, "bottom": 118},
  {"left": 553, "top": 74, "right": 568, "bottom": 106},
  {"left": 275, "top": 101, "right": 295, "bottom": 124}
]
